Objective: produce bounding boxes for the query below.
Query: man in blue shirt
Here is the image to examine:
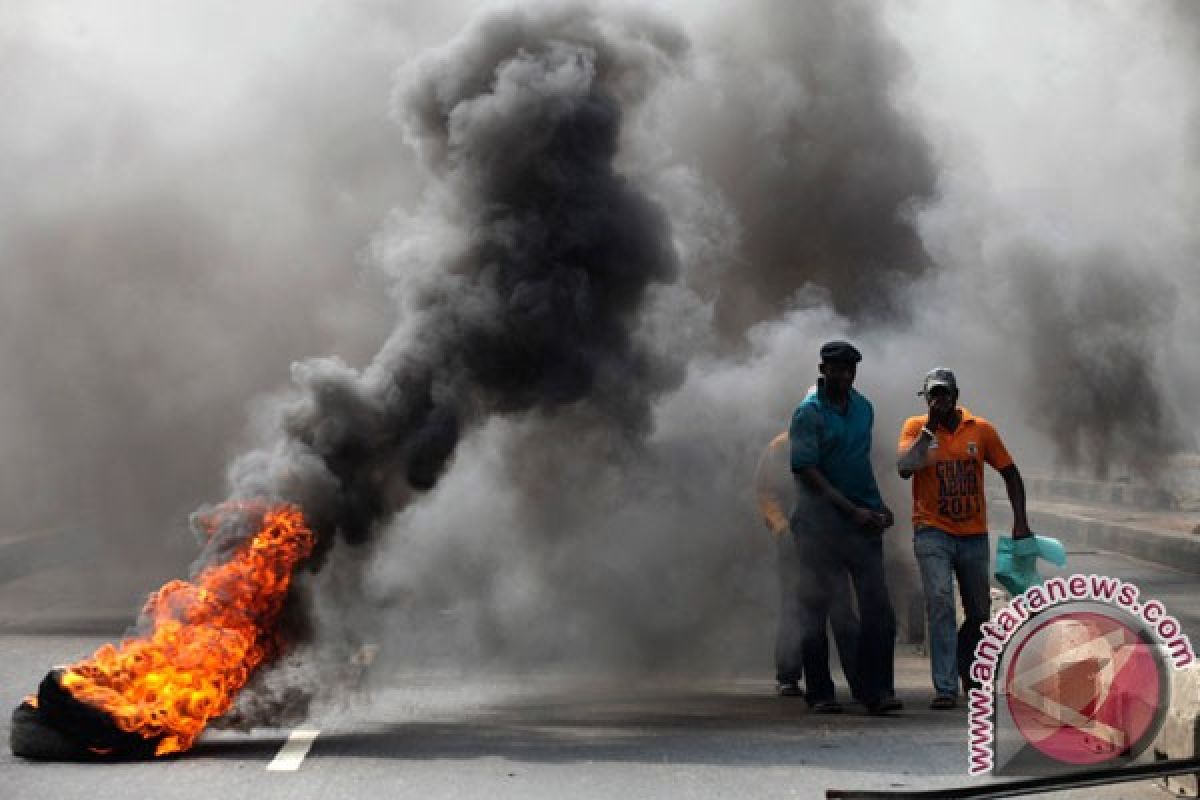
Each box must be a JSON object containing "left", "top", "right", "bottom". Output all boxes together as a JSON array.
[{"left": 789, "top": 340, "right": 899, "bottom": 714}]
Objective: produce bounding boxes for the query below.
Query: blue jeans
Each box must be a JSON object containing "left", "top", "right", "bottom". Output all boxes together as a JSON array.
[{"left": 913, "top": 528, "right": 991, "bottom": 697}]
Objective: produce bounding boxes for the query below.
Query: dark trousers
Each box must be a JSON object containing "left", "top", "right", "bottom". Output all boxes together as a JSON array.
[
  {"left": 795, "top": 518, "right": 895, "bottom": 705},
  {"left": 776, "top": 533, "right": 861, "bottom": 697}
]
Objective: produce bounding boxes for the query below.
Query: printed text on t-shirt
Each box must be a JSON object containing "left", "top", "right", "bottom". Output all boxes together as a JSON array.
[{"left": 936, "top": 458, "right": 982, "bottom": 520}]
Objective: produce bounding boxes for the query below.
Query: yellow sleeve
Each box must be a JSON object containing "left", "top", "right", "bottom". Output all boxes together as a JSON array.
[{"left": 754, "top": 435, "right": 791, "bottom": 536}]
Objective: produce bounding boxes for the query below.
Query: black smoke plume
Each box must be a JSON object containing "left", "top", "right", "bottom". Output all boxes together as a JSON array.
[
  {"left": 1009, "top": 249, "right": 1183, "bottom": 479},
  {"left": 663, "top": 0, "right": 937, "bottom": 338},
  {"left": 258, "top": 0, "right": 944, "bottom": 682},
  {"left": 222, "top": 4, "right": 685, "bottom": 565}
]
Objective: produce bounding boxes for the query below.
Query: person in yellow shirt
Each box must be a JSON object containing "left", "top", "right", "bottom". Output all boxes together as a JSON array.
[
  {"left": 755, "top": 431, "right": 863, "bottom": 702},
  {"left": 896, "top": 368, "right": 1031, "bottom": 710}
]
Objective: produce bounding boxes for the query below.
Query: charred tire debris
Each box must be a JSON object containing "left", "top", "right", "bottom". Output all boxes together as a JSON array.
[{"left": 10, "top": 669, "right": 163, "bottom": 761}]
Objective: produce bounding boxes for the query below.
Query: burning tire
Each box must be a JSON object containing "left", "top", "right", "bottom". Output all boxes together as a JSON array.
[
  {"left": 10, "top": 701, "right": 88, "bottom": 762},
  {"left": 11, "top": 503, "right": 315, "bottom": 760},
  {"left": 10, "top": 670, "right": 163, "bottom": 761}
]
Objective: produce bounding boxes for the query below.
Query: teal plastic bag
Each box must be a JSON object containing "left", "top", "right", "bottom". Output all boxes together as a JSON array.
[{"left": 994, "top": 534, "right": 1067, "bottom": 595}]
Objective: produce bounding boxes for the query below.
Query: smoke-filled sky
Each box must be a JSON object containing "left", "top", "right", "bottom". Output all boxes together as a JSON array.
[{"left": 3, "top": 0, "right": 1198, "bottom": 687}]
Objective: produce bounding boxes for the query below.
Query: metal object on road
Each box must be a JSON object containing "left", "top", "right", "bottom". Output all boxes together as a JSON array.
[{"left": 826, "top": 755, "right": 1200, "bottom": 799}]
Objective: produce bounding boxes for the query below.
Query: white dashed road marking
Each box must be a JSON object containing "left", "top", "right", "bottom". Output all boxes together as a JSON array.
[
  {"left": 267, "top": 728, "right": 320, "bottom": 771},
  {"left": 266, "top": 644, "right": 376, "bottom": 771}
]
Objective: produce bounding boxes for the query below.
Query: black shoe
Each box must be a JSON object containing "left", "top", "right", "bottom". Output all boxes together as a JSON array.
[
  {"left": 777, "top": 682, "right": 804, "bottom": 698},
  {"left": 810, "top": 699, "right": 843, "bottom": 714},
  {"left": 865, "top": 697, "right": 902, "bottom": 715},
  {"left": 855, "top": 692, "right": 903, "bottom": 710},
  {"left": 930, "top": 694, "right": 957, "bottom": 710}
]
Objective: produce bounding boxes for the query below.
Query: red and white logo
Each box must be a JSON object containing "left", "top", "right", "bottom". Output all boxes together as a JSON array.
[{"left": 1002, "top": 609, "right": 1164, "bottom": 767}]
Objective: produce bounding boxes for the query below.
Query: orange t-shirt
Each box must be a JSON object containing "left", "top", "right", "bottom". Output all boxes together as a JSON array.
[{"left": 897, "top": 408, "right": 1014, "bottom": 536}]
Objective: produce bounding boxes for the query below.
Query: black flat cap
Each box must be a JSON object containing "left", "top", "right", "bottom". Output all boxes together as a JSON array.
[{"left": 819, "top": 340, "right": 862, "bottom": 364}]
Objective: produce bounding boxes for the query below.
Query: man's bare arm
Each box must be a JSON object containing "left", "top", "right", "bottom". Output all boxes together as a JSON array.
[
  {"left": 897, "top": 427, "right": 935, "bottom": 479},
  {"left": 756, "top": 487, "right": 790, "bottom": 537},
  {"left": 795, "top": 466, "right": 888, "bottom": 530},
  {"left": 999, "top": 464, "right": 1032, "bottom": 538}
]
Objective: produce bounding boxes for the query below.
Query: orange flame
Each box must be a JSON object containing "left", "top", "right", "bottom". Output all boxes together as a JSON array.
[{"left": 59, "top": 503, "right": 314, "bottom": 756}]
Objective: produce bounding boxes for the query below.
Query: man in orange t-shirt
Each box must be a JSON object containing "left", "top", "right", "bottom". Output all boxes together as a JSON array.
[{"left": 896, "top": 368, "right": 1031, "bottom": 710}]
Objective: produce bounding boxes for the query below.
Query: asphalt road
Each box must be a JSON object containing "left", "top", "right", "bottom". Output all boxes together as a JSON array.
[{"left": 1, "top": 548, "right": 1196, "bottom": 800}]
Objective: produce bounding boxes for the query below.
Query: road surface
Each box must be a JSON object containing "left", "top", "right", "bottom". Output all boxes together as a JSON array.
[{"left": 1, "top": 548, "right": 1195, "bottom": 800}]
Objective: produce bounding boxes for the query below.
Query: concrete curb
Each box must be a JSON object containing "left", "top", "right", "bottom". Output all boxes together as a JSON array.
[
  {"left": 1024, "top": 508, "right": 1200, "bottom": 575},
  {"left": 1027, "top": 476, "right": 1179, "bottom": 512},
  {"left": 987, "top": 496, "right": 1200, "bottom": 575}
]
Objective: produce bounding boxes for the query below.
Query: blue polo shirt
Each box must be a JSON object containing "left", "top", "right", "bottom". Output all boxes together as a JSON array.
[{"left": 789, "top": 384, "right": 884, "bottom": 511}]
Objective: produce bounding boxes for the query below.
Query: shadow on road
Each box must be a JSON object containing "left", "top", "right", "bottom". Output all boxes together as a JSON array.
[{"left": 190, "top": 689, "right": 965, "bottom": 775}]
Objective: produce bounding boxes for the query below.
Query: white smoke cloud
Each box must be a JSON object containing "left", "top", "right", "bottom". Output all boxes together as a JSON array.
[{"left": 886, "top": 0, "right": 1198, "bottom": 476}]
